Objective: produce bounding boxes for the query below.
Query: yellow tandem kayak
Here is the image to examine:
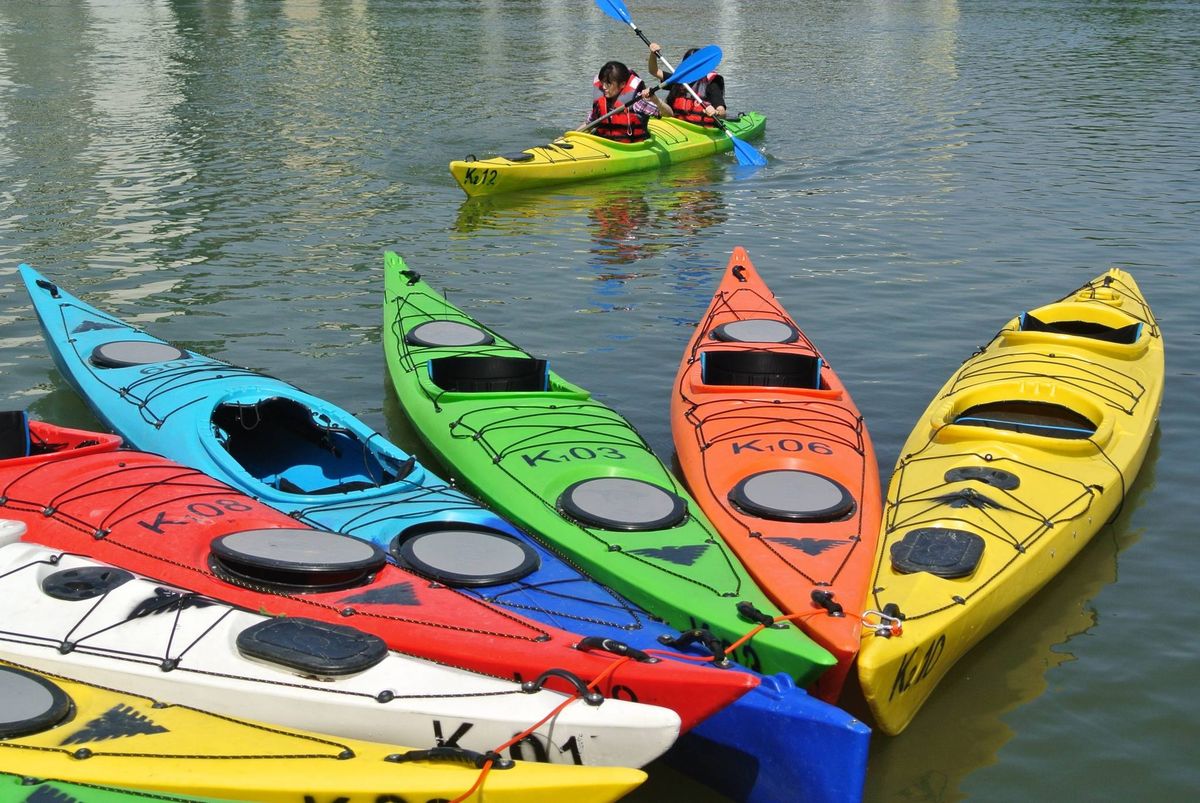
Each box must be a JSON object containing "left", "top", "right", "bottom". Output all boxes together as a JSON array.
[
  {"left": 0, "top": 660, "right": 645, "bottom": 803},
  {"left": 449, "top": 113, "right": 765, "bottom": 197},
  {"left": 857, "top": 269, "right": 1163, "bottom": 735}
]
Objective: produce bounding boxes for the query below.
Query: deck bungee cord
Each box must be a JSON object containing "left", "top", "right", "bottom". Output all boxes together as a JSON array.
[
  {"left": 383, "top": 260, "right": 838, "bottom": 685},
  {"left": 858, "top": 268, "right": 1163, "bottom": 735},
  {"left": 383, "top": 255, "right": 875, "bottom": 803},
  {"left": 0, "top": 658, "right": 646, "bottom": 802},
  {"left": 671, "top": 247, "right": 883, "bottom": 702},
  {"left": 19, "top": 265, "right": 765, "bottom": 733}
]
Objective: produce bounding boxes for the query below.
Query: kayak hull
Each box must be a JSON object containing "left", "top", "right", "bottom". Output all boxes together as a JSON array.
[
  {"left": 18, "top": 263, "right": 758, "bottom": 732},
  {"left": 857, "top": 269, "right": 1164, "bottom": 735},
  {"left": 382, "top": 253, "right": 835, "bottom": 686},
  {"left": 450, "top": 113, "right": 765, "bottom": 197},
  {"left": 0, "top": 538, "right": 680, "bottom": 768},
  {"left": 0, "top": 659, "right": 645, "bottom": 803},
  {"left": 671, "top": 247, "right": 883, "bottom": 702}
]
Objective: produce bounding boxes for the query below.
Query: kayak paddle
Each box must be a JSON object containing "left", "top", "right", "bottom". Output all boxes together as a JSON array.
[{"left": 594, "top": 0, "right": 767, "bottom": 167}]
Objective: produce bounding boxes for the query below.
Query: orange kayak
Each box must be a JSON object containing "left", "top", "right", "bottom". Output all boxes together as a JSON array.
[{"left": 671, "top": 246, "right": 883, "bottom": 700}]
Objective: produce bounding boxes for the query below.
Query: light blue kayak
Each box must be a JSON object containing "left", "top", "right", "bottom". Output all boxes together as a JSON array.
[{"left": 21, "top": 263, "right": 870, "bottom": 802}]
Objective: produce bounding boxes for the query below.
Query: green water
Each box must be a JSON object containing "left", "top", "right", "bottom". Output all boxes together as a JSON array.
[{"left": 2, "top": 1, "right": 1197, "bottom": 800}]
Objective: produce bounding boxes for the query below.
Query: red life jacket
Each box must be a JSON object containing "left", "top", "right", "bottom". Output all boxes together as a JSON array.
[
  {"left": 591, "top": 71, "right": 650, "bottom": 143},
  {"left": 669, "top": 72, "right": 721, "bottom": 127}
]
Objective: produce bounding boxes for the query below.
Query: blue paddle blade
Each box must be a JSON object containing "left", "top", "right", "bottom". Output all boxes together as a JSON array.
[
  {"left": 663, "top": 44, "right": 723, "bottom": 87},
  {"left": 595, "top": 0, "right": 634, "bottom": 25},
  {"left": 728, "top": 132, "right": 768, "bottom": 167}
]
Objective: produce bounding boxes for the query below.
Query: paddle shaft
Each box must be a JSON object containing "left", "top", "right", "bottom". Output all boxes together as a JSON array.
[
  {"left": 626, "top": 21, "right": 724, "bottom": 118},
  {"left": 578, "top": 85, "right": 662, "bottom": 133},
  {"left": 651, "top": 49, "right": 725, "bottom": 124},
  {"left": 595, "top": 0, "right": 766, "bottom": 165},
  {"left": 650, "top": 45, "right": 767, "bottom": 165}
]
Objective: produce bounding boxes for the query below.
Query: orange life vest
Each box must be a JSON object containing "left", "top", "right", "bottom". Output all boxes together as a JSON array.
[
  {"left": 591, "top": 71, "right": 650, "bottom": 143},
  {"left": 669, "top": 73, "right": 721, "bottom": 127}
]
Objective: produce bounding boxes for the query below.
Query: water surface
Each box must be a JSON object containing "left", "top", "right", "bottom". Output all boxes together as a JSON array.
[{"left": 1, "top": 1, "right": 1197, "bottom": 799}]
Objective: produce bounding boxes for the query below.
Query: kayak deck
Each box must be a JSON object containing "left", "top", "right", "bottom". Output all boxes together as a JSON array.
[
  {"left": 383, "top": 253, "right": 837, "bottom": 688},
  {"left": 450, "top": 113, "right": 765, "bottom": 196},
  {"left": 672, "top": 247, "right": 883, "bottom": 703},
  {"left": 857, "top": 269, "right": 1163, "bottom": 735}
]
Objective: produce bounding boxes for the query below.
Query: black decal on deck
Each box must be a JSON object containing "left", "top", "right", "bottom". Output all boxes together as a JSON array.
[
  {"left": 339, "top": 582, "right": 420, "bottom": 606},
  {"left": 767, "top": 537, "right": 848, "bottom": 556},
  {"left": 629, "top": 544, "right": 710, "bottom": 566},
  {"left": 26, "top": 788, "right": 81, "bottom": 803},
  {"left": 128, "top": 587, "right": 214, "bottom": 619},
  {"left": 60, "top": 704, "right": 168, "bottom": 745},
  {"left": 71, "top": 320, "right": 123, "bottom": 333}
]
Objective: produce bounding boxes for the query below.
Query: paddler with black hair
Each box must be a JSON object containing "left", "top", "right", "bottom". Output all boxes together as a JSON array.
[
  {"left": 579, "top": 60, "right": 673, "bottom": 142},
  {"left": 648, "top": 42, "right": 726, "bottom": 125}
]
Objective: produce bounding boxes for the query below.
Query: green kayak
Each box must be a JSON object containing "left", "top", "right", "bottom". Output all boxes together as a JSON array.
[
  {"left": 449, "top": 113, "right": 765, "bottom": 197},
  {"left": 0, "top": 772, "right": 243, "bottom": 803},
  {"left": 382, "top": 253, "right": 835, "bottom": 686}
]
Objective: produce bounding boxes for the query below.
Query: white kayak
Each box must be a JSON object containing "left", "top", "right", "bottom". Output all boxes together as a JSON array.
[{"left": 0, "top": 529, "right": 680, "bottom": 768}]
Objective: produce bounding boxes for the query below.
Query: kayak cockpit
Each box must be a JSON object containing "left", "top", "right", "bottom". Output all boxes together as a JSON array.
[
  {"left": 211, "top": 397, "right": 415, "bottom": 495},
  {"left": 425, "top": 356, "right": 590, "bottom": 398}
]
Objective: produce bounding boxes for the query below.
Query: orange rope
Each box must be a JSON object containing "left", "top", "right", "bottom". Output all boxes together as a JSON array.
[
  {"left": 643, "top": 607, "right": 901, "bottom": 666},
  {"left": 448, "top": 656, "right": 633, "bottom": 803}
]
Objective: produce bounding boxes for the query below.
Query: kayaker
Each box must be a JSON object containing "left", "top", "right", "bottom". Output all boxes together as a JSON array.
[
  {"left": 580, "top": 60, "right": 672, "bottom": 142},
  {"left": 647, "top": 43, "right": 727, "bottom": 126}
]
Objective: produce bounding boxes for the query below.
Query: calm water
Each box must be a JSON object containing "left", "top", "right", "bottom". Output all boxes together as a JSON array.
[{"left": 2, "top": 1, "right": 1197, "bottom": 800}]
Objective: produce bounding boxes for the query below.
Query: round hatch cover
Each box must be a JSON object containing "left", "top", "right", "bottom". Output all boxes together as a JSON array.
[
  {"left": 0, "top": 665, "right": 73, "bottom": 739},
  {"left": 710, "top": 319, "right": 799, "bottom": 344},
  {"left": 210, "top": 528, "right": 386, "bottom": 592},
  {"left": 90, "top": 340, "right": 189, "bottom": 368},
  {"left": 559, "top": 477, "right": 688, "bottom": 532},
  {"left": 392, "top": 526, "right": 540, "bottom": 587},
  {"left": 406, "top": 321, "right": 495, "bottom": 348},
  {"left": 729, "top": 470, "right": 856, "bottom": 523}
]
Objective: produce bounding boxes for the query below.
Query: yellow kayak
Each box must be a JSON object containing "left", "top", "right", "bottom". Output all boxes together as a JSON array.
[
  {"left": 0, "top": 660, "right": 644, "bottom": 803},
  {"left": 857, "top": 269, "right": 1163, "bottom": 735},
  {"left": 450, "top": 114, "right": 765, "bottom": 197}
]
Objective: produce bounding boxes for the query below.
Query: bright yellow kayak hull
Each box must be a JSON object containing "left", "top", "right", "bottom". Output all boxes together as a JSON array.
[
  {"left": 857, "top": 269, "right": 1163, "bottom": 735},
  {"left": 450, "top": 113, "right": 765, "bottom": 197},
  {"left": 0, "top": 660, "right": 644, "bottom": 803}
]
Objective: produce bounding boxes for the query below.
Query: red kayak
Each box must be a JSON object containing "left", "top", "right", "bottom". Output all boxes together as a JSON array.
[{"left": 0, "top": 417, "right": 756, "bottom": 730}]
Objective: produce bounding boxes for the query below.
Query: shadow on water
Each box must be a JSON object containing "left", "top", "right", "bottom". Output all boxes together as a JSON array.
[
  {"left": 857, "top": 428, "right": 1162, "bottom": 802},
  {"left": 380, "top": 377, "right": 454, "bottom": 479},
  {"left": 27, "top": 382, "right": 106, "bottom": 434}
]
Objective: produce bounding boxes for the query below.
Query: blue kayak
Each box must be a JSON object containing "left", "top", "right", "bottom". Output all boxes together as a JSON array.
[{"left": 21, "top": 264, "right": 869, "bottom": 802}]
